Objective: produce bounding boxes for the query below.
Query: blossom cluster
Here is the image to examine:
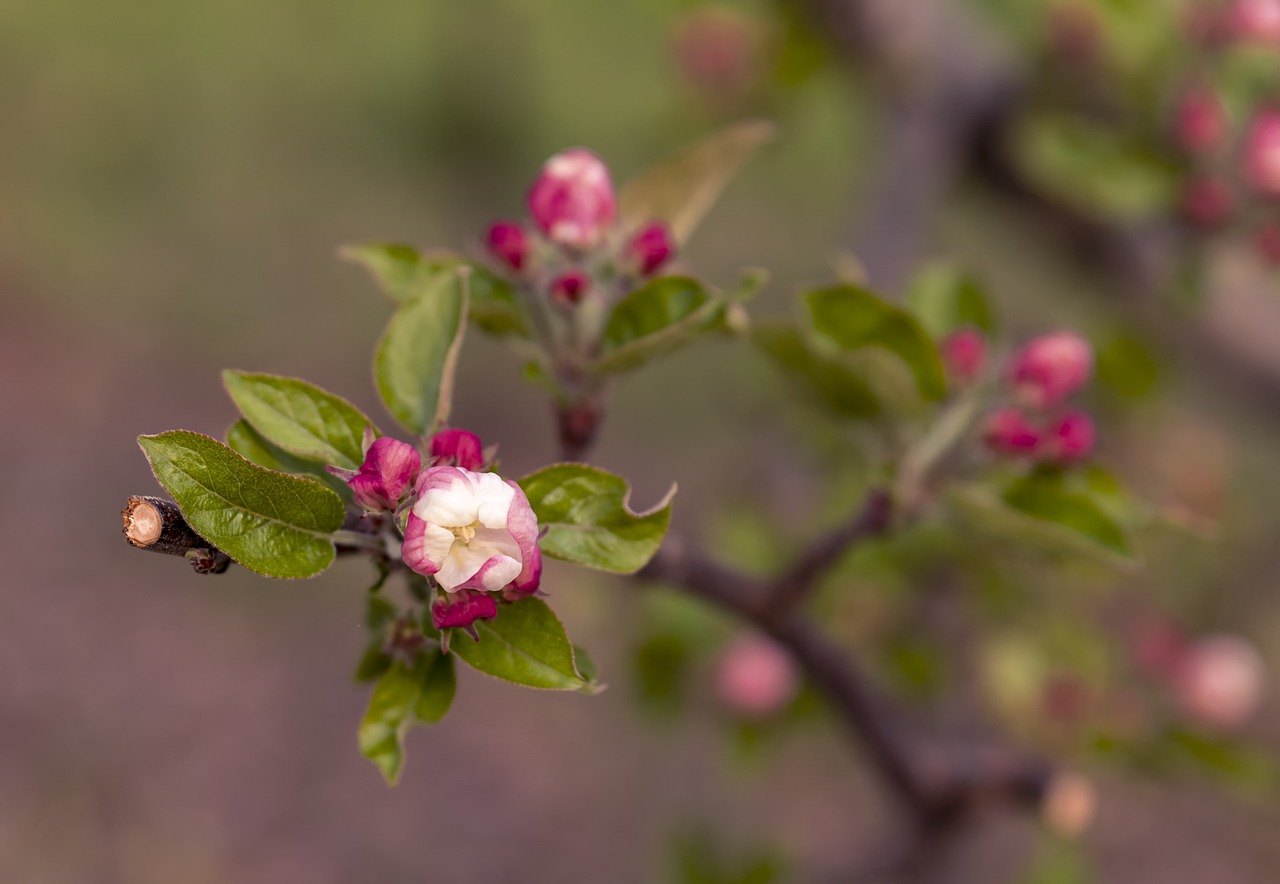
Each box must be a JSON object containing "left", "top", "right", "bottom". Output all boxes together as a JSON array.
[{"left": 330, "top": 429, "right": 542, "bottom": 634}]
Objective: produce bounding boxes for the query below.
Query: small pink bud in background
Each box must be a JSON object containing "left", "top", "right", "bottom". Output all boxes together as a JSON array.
[
  {"left": 1174, "top": 86, "right": 1227, "bottom": 154},
  {"left": 346, "top": 436, "right": 421, "bottom": 513},
  {"left": 623, "top": 222, "right": 676, "bottom": 276},
  {"left": 549, "top": 269, "right": 590, "bottom": 306},
  {"left": 527, "top": 148, "right": 617, "bottom": 249},
  {"left": 431, "top": 589, "right": 499, "bottom": 631},
  {"left": 1176, "top": 635, "right": 1265, "bottom": 729},
  {"left": 671, "top": 7, "right": 763, "bottom": 104},
  {"left": 1180, "top": 177, "right": 1233, "bottom": 228},
  {"left": 484, "top": 220, "right": 529, "bottom": 272},
  {"left": 1008, "top": 331, "right": 1093, "bottom": 409},
  {"left": 1244, "top": 110, "right": 1280, "bottom": 196},
  {"left": 940, "top": 327, "right": 986, "bottom": 385},
  {"left": 1133, "top": 618, "right": 1188, "bottom": 679},
  {"left": 1232, "top": 0, "right": 1280, "bottom": 42},
  {"left": 429, "top": 428, "right": 485, "bottom": 471},
  {"left": 715, "top": 634, "right": 799, "bottom": 718},
  {"left": 1044, "top": 409, "right": 1096, "bottom": 464},
  {"left": 983, "top": 407, "right": 1042, "bottom": 457}
]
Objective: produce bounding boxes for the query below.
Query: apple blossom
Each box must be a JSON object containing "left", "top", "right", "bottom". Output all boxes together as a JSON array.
[
  {"left": 1008, "top": 331, "right": 1093, "bottom": 409},
  {"left": 1175, "top": 635, "right": 1265, "bottom": 729},
  {"left": 402, "top": 466, "right": 542, "bottom": 613},
  {"left": 1044, "top": 410, "right": 1096, "bottom": 464},
  {"left": 1232, "top": 0, "right": 1280, "bottom": 42},
  {"left": 550, "top": 269, "right": 590, "bottom": 306},
  {"left": 339, "top": 436, "right": 421, "bottom": 513},
  {"left": 431, "top": 589, "right": 499, "bottom": 631},
  {"left": 715, "top": 634, "right": 799, "bottom": 717},
  {"left": 485, "top": 220, "right": 529, "bottom": 272},
  {"left": 623, "top": 222, "right": 676, "bottom": 276},
  {"left": 527, "top": 148, "right": 617, "bottom": 249},
  {"left": 983, "top": 407, "right": 1042, "bottom": 457},
  {"left": 1244, "top": 110, "right": 1280, "bottom": 196},
  {"left": 429, "top": 428, "right": 485, "bottom": 471}
]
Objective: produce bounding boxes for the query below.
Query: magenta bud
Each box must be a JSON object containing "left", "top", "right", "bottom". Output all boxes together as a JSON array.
[
  {"left": 715, "top": 635, "right": 799, "bottom": 718},
  {"left": 983, "top": 407, "right": 1042, "bottom": 457},
  {"left": 1045, "top": 409, "right": 1096, "bottom": 464},
  {"left": 1245, "top": 110, "right": 1280, "bottom": 196},
  {"left": 1008, "top": 331, "right": 1093, "bottom": 409},
  {"left": 1180, "top": 177, "right": 1233, "bottom": 229},
  {"left": 623, "top": 221, "right": 676, "bottom": 276},
  {"left": 549, "top": 269, "right": 590, "bottom": 306},
  {"left": 431, "top": 589, "right": 499, "bottom": 631},
  {"left": 428, "top": 428, "right": 485, "bottom": 471},
  {"left": 346, "top": 436, "right": 421, "bottom": 513},
  {"left": 940, "top": 327, "right": 986, "bottom": 385},
  {"left": 485, "top": 220, "right": 529, "bottom": 272},
  {"left": 1174, "top": 86, "right": 1227, "bottom": 154},
  {"left": 1232, "top": 0, "right": 1280, "bottom": 42},
  {"left": 527, "top": 148, "right": 617, "bottom": 249}
]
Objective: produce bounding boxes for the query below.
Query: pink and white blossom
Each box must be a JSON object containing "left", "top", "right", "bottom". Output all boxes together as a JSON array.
[
  {"left": 527, "top": 148, "right": 617, "bottom": 249},
  {"left": 343, "top": 436, "right": 421, "bottom": 513},
  {"left": 1008, "top": 331, "right": 1093, "bottom": 409}
]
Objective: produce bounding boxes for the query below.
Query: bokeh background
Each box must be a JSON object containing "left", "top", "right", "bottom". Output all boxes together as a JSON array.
[{"left": 4, "top": 0, "right": 1280, "bottom": 881}]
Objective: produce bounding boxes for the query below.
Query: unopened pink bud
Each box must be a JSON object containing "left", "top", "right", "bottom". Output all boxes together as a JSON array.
[
  {"left": 431, "top": 589, "right": 499, "bottom": 631},
  {"left": 1245, "top": 110, "right": 1280, "bottom": 196},
  {"left": 346, "top": 436, "right": 421, "bottom": 513},
  {"left": 1232, "top": 0, "right": 1280, "bottom": 42},
  {"left": 715, "top": 634, "right": 799, "bottom": 718},
  {"left": 1045, "top": 409, "right": 1096, "bottom": 464},
  {"left": 1176, "top": 635, "right": 1265, "bottom": 729},
  {"left": 527, "top": 148, "right": 617, "bottom": 249},
  {"left": 983, "top": 407, "right": 1042, "bottom": 457},
  {"left": 428, "top": 428, "right": 485, "bottom": 471},
  {"left": 485, "top": 220, "right": 529, "bottom": 272},
  {"left": 940, "top": 327, "right": 986, "bottom": 385},
  {"left": 1174, "top": 86, "right": 1227, "bottom": 154},
  {"left": 549, "top": 269, "right": 590, "bottom": 306},
  {"left": 1180, "top": 177, "right": 1233, "bottom": 228},
  {"left": 623, "top": 222, "right": 675, "bottom": 276},
  {"left": 1008, "top": 331, "right": 1093, "bottom": 409}
]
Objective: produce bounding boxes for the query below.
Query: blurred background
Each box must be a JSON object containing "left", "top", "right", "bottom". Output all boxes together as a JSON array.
[{"left": 4, "top": 0, "right": 1280, "bottom": 881}]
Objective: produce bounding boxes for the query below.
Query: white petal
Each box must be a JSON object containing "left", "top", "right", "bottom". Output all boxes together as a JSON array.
[
  {"left": 472, "top": 473, "right": 517, "bottom": 529},
  {"left": 436, "top": 542, "right": 494, "bottom": 591},
  {"left": 476, "top": 555, "right": 522, "bottom": 590},
  {"left": 470, "top": 526, "right": 521, "bottom": 561},
  {"left": 416, "top": 523, "right": 456, "bottom": 568},
  {"left": 416, "top": 475, "right": 478, "bottom": 527}
]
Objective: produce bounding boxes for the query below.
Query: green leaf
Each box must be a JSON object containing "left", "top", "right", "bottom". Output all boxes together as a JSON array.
[
  {"left": 1001, "top": 471, "right": 1135, "bottom": 560},
  {"left": 357, "top": 649, "right": 456, "bottom": 784},
  {"left": 594, "top": 276, "right": 727, "bottom": 373},
  {"left": 518, "top": 464, "right": 674, "bottom": 573},
  {"left": 222, "top": 371, "right": 376, "bottom": 470},
  {"left": 414, "top": 650, "right": 457, "bottom": 722},
  {"left": 806, "top": 285, "right": 947, "bottom": 401},
  {"left": 464, "top": 264, "right": 532, "bottom": 338},
  {"left": 341, "top": 243, "right": 427, "bottom": 302},
  {"left": 752, "top": 322, "right": 880, "bottom": 418},
  {"left": 374, "top": 267, "right": 469, "bottom": 434},
  {"left": 451, "top": 598, "right": 591, "bottom": 691},
  {"left": 618, "top": 119, "right": 775, "bottom": 244},
  {"left": 137, "top": 431, "right": 344, "bottom": 578},
  {"left": 906, "top": 263, "right": 996, "bottom": 337},
  {"left": 225, "top": 419, "right": 353, "bottom": 502},
  {"left": 353, "top": 595, "right": 398, "bottom": 684}
]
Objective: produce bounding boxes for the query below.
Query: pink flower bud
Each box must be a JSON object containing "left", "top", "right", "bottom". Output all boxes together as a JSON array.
[
  {"left": 1180, "top": 177, "right": 1233, "bottom": 229},
  {"left": 671, "top": 8, "right": 762, "bottom": 100},
  {"left": 1044, "top": 409, "right": 1096, "bottom": 464},
  {"left": 484, "top": 220, "right": 529, "bottom": 272},
  {"left": 940, "top": 327, "right": 986, "bottom": 385},
  {"left": 715, "top": 634, "right": 799, "bottom": 718},
  {"left": 429, "top": 428, "right": 485, "bottom": 471},
  {"left": 527, "top": 148, "right": 617, "bottom": 249},
  {"left": 346, "top": 436, "right": 421, "bottom": 513},
  {"left": 1232, "top": 0, "right": 1280, "bottom": 42},
  {"left": 431, "top": 588, "right": 499, "bottom": 631},
  {"left": 1174, "top": 86, "right": 1227, "bottom": 154},
  {"left": 1176, "top": 635, "right": 1265, "bottom": 729},
  {"left": 549, "top": 269, "right": 590, "bottom": 306},
  {"left": 983, "top": 407, "right": 1042, "bottom": 457},
  {"left": 1008, "top": 331, "right": 1093, "bottom": 409},
  {"left": 1244, "top": 110, "right": 1280, "bottom": 196},
  {"left": 623, "top": 222, "right": 675, "bottom": 276}
]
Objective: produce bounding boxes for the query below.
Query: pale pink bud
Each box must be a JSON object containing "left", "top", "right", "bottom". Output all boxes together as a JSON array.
[
  {"left": 431, "top": 588, "right": 498, "bottom": 631},
  {"left": 1232, "top": 0, "right": 1280, "bottom": 42},
  {"left": 1174, "top": 86, "right": 1227, "bottom": 154},
  {"left": 429, "top": 428, "right": 485, "bottom": 471},
  {"left": 940, "top": 327, "right": 986, "bottom": 385},
  {"left": 485, "top": 220, "right": 529, "bottom": 272},
  {"left": 402, "top": 466, "right": 542, "bottom": 596},
  {"left": 346, "top": 436, "right": 420, "bottom": 513},
  {"left": 1044, "top": 409, "right": 1096, "bottom": 464},
  {"left": 715, "top": 634, "right": 799, "bottom": 718},
  {"left": 527, "top": 148, "right": 617, "bottom": 249},
  {"left": 1180, "top": 177, "right": 1233, "bottom": 228},
  {"left": 549, "top": 269, "right": 590, "bottom": 306},
  {"left": 1008, "top": 331, "right": 1093, "bottom": 409},
  {"left": 1244, "top": 110, "right": 1280, "bottom": 196},
  {"left": 623, "top": 222, "right": 675, "bottom": 276},
  {"left": 983, "top": 407, "right": 1042, "bottom": 457},
  {"left": 1176, "top": 635, "right": 1265, "bottom": 729}
]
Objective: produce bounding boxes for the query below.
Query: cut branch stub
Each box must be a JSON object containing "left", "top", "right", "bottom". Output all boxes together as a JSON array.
[{"left": 121, "top": 495, "right": 232, "bottom": 574}]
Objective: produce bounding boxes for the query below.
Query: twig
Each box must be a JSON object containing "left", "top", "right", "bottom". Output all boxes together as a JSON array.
[{"left": 122, "top": 495, "right": 231, "bottom": 574}]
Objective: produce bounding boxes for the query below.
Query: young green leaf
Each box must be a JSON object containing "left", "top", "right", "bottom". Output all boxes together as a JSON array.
[
  {"left": 137, "top": 430, "right": 345, "bottom": 578},
  {"left": 357, "top": 649, "right": 457, "bottom": 785},
  {"left": 752, "top": 322, "right": 881, "bottom": 419},
  {"left": 906, "top": 264, "right": 996, "bottom": 337},
  {"left": 374, "top": 267, "right": 469, "bottom": 435},
  {"left": 225, "top": 419, "right": 353, "bottom": 502},
  {"left": 341, "top": 243, "right": 427, "bottom": 302},
  {"left": 222, "top": 371, "right": 376, "bottom": 470},
  {"left": 806, "top": 285, "right": 947, "bottom": 401},
  {"left": 414, "top": 650, "right": 457, "bottom": 722},
  {"left": 618, "top": 120, "right": 775, "bottom": 244},
  {"left": 450, "top": 598, "right": 591, "bottom": 691},
  {"left": 1001, "top": 471, "right": 1136, "bottom": 560},
  {"left": 518, "top": 464, "right": 674, "bottom": 573},
  {"left": 353, "top": 595, "right": 398, "bottom": 684},
  {"left": 593, "top": 276, "right": 727, "bottom": 373}
]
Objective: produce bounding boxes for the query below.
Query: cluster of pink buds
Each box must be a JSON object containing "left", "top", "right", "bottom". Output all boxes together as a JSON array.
[
  {"left": 330, "top": 429, "right": 542, "bottom": 635},
  {"left": 482, "top": 148, "right": 676, "bottom": 313},
  {"left": 982, "top": 331, "right": 1096, "bottom": 465}
]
